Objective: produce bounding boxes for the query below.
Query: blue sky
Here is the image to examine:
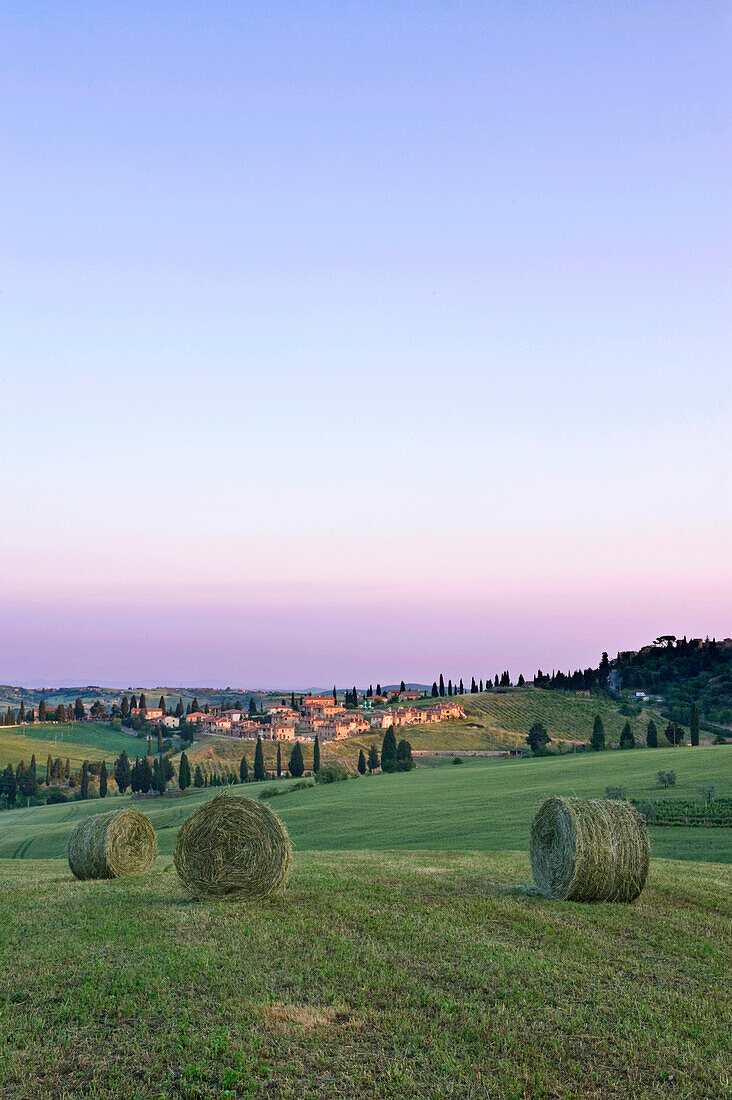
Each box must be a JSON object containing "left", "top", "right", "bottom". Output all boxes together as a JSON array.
[{"left": 1, "top": 2, "right": 730, "bottom": 685}]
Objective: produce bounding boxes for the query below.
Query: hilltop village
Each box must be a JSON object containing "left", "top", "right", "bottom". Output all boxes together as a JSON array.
[{"left": 182, "top": 691, "right": 466, "bottom": 743}]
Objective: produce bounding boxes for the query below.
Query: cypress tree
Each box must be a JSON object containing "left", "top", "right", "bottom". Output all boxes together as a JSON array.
[
  {"left": 439, "top": 674, "right": 445, "bottom": 697},
  {"left": 248, "top": 696, "right": 257, "bottom": 717},
  {"left": 689, "top": 703, "right": 700, "bottom": 746},
  {"left": 447, "top": 679, "right": 452, "bottom": 696},
  {"left": 400, "top": 680, "right": 406, "bottom": 692},
  {"left": 115, "top": 751, "right": 131, "bottom": 794},
  {"left": 74, "top": 698, "right": 85, "bottom": 721},
  {"left": 19, "top": 700, "right": 25, "bottom": 722},
  {"left": 20, "top": 766, "right": 38, "bottom": 806},
  {"left": 288, "top": 741, "right": 304, "bottom": 778},
  {"left": 65, "top": 758, "right": 70, "bottom": 779},
  {"left": 276, "top": 743, "right": 282, "bottom": 778},
  {"left": 619, "top": 722, "right": 635, "bottom": 749},
  {"left": 367, "top": 744, "right": 379, "bottom": 773},
  {"left": 99, "top": 761, "right": 108, "bottom": 798},
  {"left": 147, "top": 735, "right": 152, "bottom": 757},
  {"left": 357, "top": 749, "right": 366, "bottom": 774},
  {"left": 376, "top": 683, "right": 382, "bottom": 696},
  {"left": 239, "top": 754, "right": 249, "bottom": 783},
  {"left": 178, "top": 751, "right": 191, "bottom": 790},
  {"left": 313, "top": 736, "right": 321, "bottom": 774},
  {"left": 2, "top": 764, "right": 17, "bottom": 806},
  {"left": 253, "top": 736, "right": 266, "bottom": 781},
  {"left": 39, "top": 699, "right": 47, "bottom": 722},
  {"left": 194, "top": 764, "right": 204, "bottom": 788},
  {"left": 590, "top": 715, "right": 605, "bottom": 751},
  {"left": 138, "top": 758, "right": 152, "bottom": 793},
  {"left": 139, "top": 693, "right": 147, "bottom": 711},
  {"left": 396, "top": 739, "right": 414, "bottom": 771},
  {"left": 158, "top": 695, "right": 166, "bottom": 714},
  {"left": 121, "top": 695, "right": 129, "bottom": 718},
  {"left": 431, "top": 682, "right": 438, "bottom": 697},
  {"left": 381, "top": 727, "right": 398, "bottom": 772},
  {"left": 646, "top": 719, "right": 658, "bottom": 748},
  {"left": 459, "top": 679, "right": 464, "bottom": 694},
  {"left": 157, "top": 729, "right": 164, "bottom": 754},
  {"left": 333, "top": 685, "right": 337, "bottom": 704},
  {"left": 46, "top": 754, "right": 52, "bottom": 786},
  {"left": 191, "top": 696, "right": 199, "bottom": 713},
  {"left": 80, "top": 761, "right": 90, "bottom": 800},
  {"left": 175, "top": 698, "right": 184, "bottom": 717},
  {"left": 130, "top": 694, "right": 137, "bottom": 710},
  {"left": 30, "top": 753, "right": 37, "bottom": 776}
]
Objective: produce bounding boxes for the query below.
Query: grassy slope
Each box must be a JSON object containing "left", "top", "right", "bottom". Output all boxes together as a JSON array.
[
  {"left": 2, "top": 746, "right": 729, "bottom": 863},
  {"left": 176, "top": 688, "right": 666, "bottom": 773},
  {"left": 0, "top": 851, "right": 729, "bottom": 1099},
  {"left": 328, "top": 688, "right": 667, "bottom": 761},
  {"left": 0, "top": 722, "right": 141, "bottom": 769}
]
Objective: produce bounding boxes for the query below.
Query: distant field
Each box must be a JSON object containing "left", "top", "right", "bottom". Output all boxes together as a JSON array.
[
  {"left": 0, "top": 722, "right": 142, "bottom": 769},
  {"left": 2, "top": 745, "right": 729, "bottom": 863}
]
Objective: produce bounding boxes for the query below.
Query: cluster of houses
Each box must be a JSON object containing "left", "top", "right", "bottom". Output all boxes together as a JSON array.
[{"left": 180, "top": 692, "right": 466, "bottom": 744}]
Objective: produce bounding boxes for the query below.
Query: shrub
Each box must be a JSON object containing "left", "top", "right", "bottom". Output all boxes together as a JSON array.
[
  {"left": 605, "top": 785, "right": 626, "bottom": 800},
  {"left": 47, "top": 788, "right": 68, "bottom": 805},
  {"left": 315, "top": 762, "right": 348, "bottom": 785},
  {"left": 657, "top": 770, "right": 677, "bottom": 788},
  {"left": 451, "top": 756, "right": 463, "bottom": 765}
]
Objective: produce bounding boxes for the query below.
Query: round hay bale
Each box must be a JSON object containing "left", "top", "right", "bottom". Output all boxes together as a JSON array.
[
  {"left": 173, "top": 793, "right": 292, "bottom": 901},
  {"left": 67, "top": 807, "right": 157, "bottom": 880},
  {"left": 530, "top": 797, "right": 649, "bottom": 902}
]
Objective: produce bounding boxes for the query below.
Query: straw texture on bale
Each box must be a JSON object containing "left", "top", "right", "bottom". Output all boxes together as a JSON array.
[
  {"left": 67, "top": 807, "right": 157, "bottom": 880},
  {"left": 173, "top": 794, "right": 292, "bottom": 901},
  {"left": 530, "top": 797, "right": 649, "bottom": 902}
]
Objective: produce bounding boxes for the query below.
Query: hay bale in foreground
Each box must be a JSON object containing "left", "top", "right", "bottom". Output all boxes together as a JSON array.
[
  {"left": 67, "top": 807, "right": 157, "bottom": 880},
  {"left": 530, "top": 797, "right": 649, "bottom": 902},
  {"left": 173, "top": 794, "right": 292, "bottom": 901}
]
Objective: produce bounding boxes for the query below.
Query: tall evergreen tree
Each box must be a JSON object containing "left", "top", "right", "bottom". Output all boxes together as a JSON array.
[
  {"left": 619, "top": 722, "right": 635, "bottom": 749},
  {"left": 357, "top": 748, "right": 366, "bottom": 774},
  {"left": 646, "top": 719, "right": 658, "bottom": 748},
  {"left": 80, "top": 761, "right": 90, "bottom": 799},
  {"left": 376, "top": 683, "right": 382, "bottom": 696},
  {"left": 518, "top": 674, "right": 525, "bottom": 687},
  {"left": 689, "top": 702, "right": 700, "bottom": 746},
  {"left": 158, "top": 695, "right": 166, "bottom": 714},
  {"left": 38, "top": 699, "right": 47, "bottom": 722},
  {"left": 431, "top": 682, "right": 439, "bottom": 697},
  {"left": 367, "top": 744, "right": 379, "bottom": 773},
  {"left": 46, "top": 754, "right": 52, "bottom": 786},
  {"left": 313, "top": 736, "right": 321, "bottom": 774},
  {"left": 19, "top": 700, "right": 25, "bottom": 722},
  {"left": 121, "top": 695, "right": 129, "bottom": 718},
  {"left": 138, "top": 758, "right": 152, "bottom": 793},
  {"left": 459, "top": 679, "right": 464, "bottom": 694},
  {"left": 194, "top": 764, "right": 204, "bottom": 788},
  {"left": 191, "top": 696, "right": 200, "bottom": 713},
  {"left": 333, "top": 685, "right": 337, "bottom": 704},
  {"left": 178, "top": 751, "right": 192, "bottom": 790},
  {"left": 447, "top": 679, "right": 452, "bottom": 696},
  {"left": 400, "top": 680, "right": 406, "bottom": 693},
  {"left": 288, "top": 741, "right": 305, "bottom": 778},
  {"left": 175, "top": 697, "right": 184, "bottom": 717},
  {"left": 157, "top": 728, "right": 164, "bottom": 754},
  {"left": 74, "top": 698, "right": 85, "bottom": 721},
  {"left": 253, "top": 736, "right": 266, "bottom": 781},
  {"left": 239, "top": 754, "right": 249, "bottom": 783},
  {"left": 139, "top": 693, "right": 147, "bottom": 711},
  {"left": 590, "top": 715, "right": 605, "bottom": 751},
  {"left": 99, "top": 761, "right": 108, "bottom": 798},
  {"left": 276, "top": 743, "right": 282, "bottom": 778},
  {"left": 439, "top": 674, "right": 445, "bottom": 697},
  {"left": 115, "top": 751, "right": 132, "bottom": 794},
  {"left": 248, "top": 696, "right": 257, "bottom": 717},
  {"left": 396, "top": 739, "right": 414, "bottom": 771},
  {"left": 381, "top": 727, "right": 398, "bottom": 772},
  {"left": 2, "top": 764, "right": 17, "bottom": 806},
  {"left": 130, "top": 694, "right": 138, "bottom": 710},
  {"left": 64, "top": 758, "right": 70, "bottom": 779}
]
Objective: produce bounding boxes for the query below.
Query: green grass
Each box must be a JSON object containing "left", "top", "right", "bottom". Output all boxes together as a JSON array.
[
  {"left": 0, "top": 850, "right": 729, "bottom": 1098},
  {"left": 0, "top": 722, "right": 143, "bottom": 769},
  {"left": 2, "top": 745, "right": 729, "bottom": 863}
]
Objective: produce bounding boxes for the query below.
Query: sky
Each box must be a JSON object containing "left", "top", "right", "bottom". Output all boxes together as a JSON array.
[{"left": 1, "top": 1, "right": 730, "bottom": 687}]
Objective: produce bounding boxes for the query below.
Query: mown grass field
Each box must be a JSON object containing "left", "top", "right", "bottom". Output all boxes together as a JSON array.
[
  {"left": 0, "top": 850, "right": 729, "bottom": 1099},
  {"left": 2, "top": 746, "right": 729, "bottom": 863},
  {"left": 0, "top": 722, "right": 142, "bottom": 769}
]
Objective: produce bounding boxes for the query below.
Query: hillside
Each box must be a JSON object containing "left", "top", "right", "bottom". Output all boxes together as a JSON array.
[
  {"left": 0, "top": 722, "right": 142, "bottom": 770},
  {"left": 2, "top": 746, "right": 729, "bottom": 864}
]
